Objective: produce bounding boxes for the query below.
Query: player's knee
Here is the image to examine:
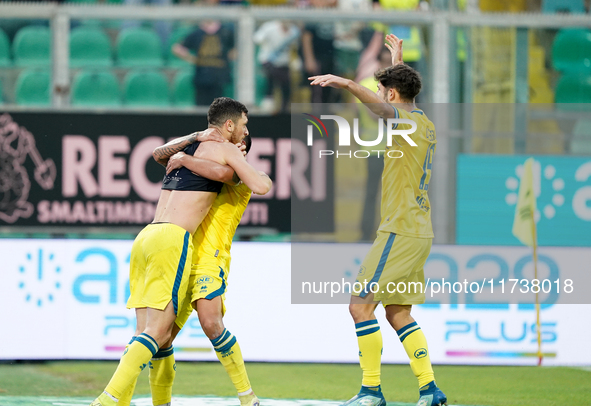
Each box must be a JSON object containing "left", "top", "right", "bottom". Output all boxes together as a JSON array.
[
  {"left": 144, "top": 326, "right": 173, "bottom": 348},
  {"left": 200, "top": 317, "right": 224, "bottom": 340},
  {"left": 349, "top": 303, "right": 373, "bottom": 324}
]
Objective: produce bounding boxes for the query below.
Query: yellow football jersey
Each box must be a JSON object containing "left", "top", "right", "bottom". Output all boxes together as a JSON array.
[
  {"left": 192, "top": 183, "right": 252, "bottom": 269},
  {"left": 378, "top": 106, "right": 436, "bottom": 238}
]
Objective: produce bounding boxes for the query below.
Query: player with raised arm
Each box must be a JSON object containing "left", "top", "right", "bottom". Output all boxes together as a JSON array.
[
  {"left": 309, "top": 35, "right": 447, "bottom": 406},
  {"left": 91, "top": 97, "right": 271, "bottom": 406}
]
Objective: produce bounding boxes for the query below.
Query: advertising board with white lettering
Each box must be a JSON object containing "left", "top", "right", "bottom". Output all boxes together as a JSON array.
[
  {"left": 1, "top": 239, "right": 589, "bottom": 366},
  {"left": 0, "top": 111, "right": 334, "bottom": 232}
]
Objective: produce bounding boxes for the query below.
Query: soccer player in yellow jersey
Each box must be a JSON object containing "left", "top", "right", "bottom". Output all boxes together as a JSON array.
[
  {"left": 171, "top": 135, "right": 260, "bottom": 406},
  {"left": 92, "top": 98, "right": 272, "bottom": 406},
  {"left": 116, "top": 135, "right": 264, "bottom": 406},
  {"left": 309, "top": 34, "right": 447, "bottom": 406}
]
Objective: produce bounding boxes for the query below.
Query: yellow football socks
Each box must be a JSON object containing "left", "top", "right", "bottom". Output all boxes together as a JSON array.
[
  {"left": 149, "top": 346, "right": 176, "bottom": 406},
  {"left": 397, "top": 321, "right": 434, "bottom": 388},
  {"left": 211, "top": 329, "right": 252, "bottom": 393},
  {"left": 116, "top": 338, "right": 138, "bottom": 406},
  {"left": 104, "top": 333, "right": 159, "bottom": 399},
  {"left": 355, "top": 319, "right": 382, "bottom": 387}
]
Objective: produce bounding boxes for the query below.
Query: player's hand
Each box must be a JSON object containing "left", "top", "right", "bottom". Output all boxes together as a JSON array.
[
  {"left": 235, "top": 142, "right": 247, "bottom": 157},
  {"left": 166, "top": 151, "right": 186, "bottom": 174},
  {"left": 196, "top": 128, "right": 226, "bottom": 144},
  {"left": 308, "top": 74, "right": 350, "bottom": 89},
  {"left": 385, "top": 33, "right": 404, "bottom": 66}
]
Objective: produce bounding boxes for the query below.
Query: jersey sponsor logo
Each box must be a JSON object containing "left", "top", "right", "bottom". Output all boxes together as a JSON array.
[
  {"left": 414, "top": 348, "right": 428, "bottom": 359},
  {"left": 358, "top": 266, "right": 366, "bottom": 276},
  {"left": 197, "top": 276, "right": 214, "bottom": 285}
]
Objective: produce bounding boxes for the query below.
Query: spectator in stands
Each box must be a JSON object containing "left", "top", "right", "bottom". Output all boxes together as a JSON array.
[
  {"left": 370, "top": 0, "right": 426, "bottom": 101},
  {"left": 172, "top": 21, "right": 235, "bottom": 106},
  {"left": 122, "top": 0, "right": 172, "bottom": 47},
  {"left": 334, "top": 0, "right": 371, "bottom": 80},
  {"left": 301, "top": 0, "right": 337, "bottom": 103},
  {"left": 254, "top": 20, "right": 300, "bottom": 113}
]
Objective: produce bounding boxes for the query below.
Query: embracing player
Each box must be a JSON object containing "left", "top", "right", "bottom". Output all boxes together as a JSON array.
[{"left": 91, "top": 97, "right": 271, "bottom": 406}]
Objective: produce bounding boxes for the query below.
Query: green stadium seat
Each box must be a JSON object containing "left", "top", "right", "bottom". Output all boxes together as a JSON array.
[
  {"left": 0, "top": 28, "right": 10, "bottom": 67},
  {"left": 70, "top": 26, "right": 113, "bottom": 67},
  {"left": 116, "top": 28, "right": 163, "bottom": 67},
  {"left": 13, "top": 26, "right": 51, "bottom": 67},
  {"left": 124, "top": 70, "right": 170, "bottom": 107},
  {"left": 71, "top": 70, "right": 121, "bottom": 107},
  {"left": 555, "top": 73, "right": 591, "bottom": 105},
  {"left": 542, "top": 0, "right": 585, "bottom": 13},
  {"left": 166, "top": 25, "right": 194, "bottom": 67},
  {"left": 15, "top": 69, "right": 51, "bottom": 106},
  {"left": 552, "top": 28, "right": 591, "bottom": 73},
  {"left": 172, "top": 69, "right": 195, "bottom": 107},
  {"left": 223, "top": 82, "right": 234, "bottom": 99}
]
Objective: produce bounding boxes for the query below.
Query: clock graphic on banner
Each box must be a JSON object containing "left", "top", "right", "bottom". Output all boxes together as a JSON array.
[{"left": 18, "top": 248, "right": 62, "bottom": 307}]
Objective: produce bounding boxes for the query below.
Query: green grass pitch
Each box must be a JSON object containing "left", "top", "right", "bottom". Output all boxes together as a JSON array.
[{"left": 0, "top": 362, "right": 589, "bottom": 406}]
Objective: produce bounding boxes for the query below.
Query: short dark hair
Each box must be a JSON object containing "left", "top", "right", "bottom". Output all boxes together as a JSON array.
[
  {"left": 207, "top": 97, "right": 248, "bottom": 127},
  {"left": 244, "top": 134, "right": 252, "bottom": 154},
  {"left": 374, "top": 64, "right": 422, "bottom": 102}
]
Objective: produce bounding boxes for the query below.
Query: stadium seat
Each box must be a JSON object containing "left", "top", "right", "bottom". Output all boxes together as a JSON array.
[
  {"left": 555, "top": 73, "right": 591, "bottom": 103},
  {"left": 71, "top": 70, "right": 121, "bottom": 107},
  {"left": 166, "top": 25, "right": 194, "bottom": 67},
  {"left": 0, "top": 79, "right": 3, "bottom": 104},
  {"left": 70, "top": 26, "right": 113, "bottom": 67},
  {"left": 172, "top": 69, "right": 195, "bottom": 107},
  {"left": 552, "top": 28, "right": 591, "bottom": 73},
  {"left": 124, "top": 70, "right": 170, "bottom": 107},
  {"left": 116, "top": 28, "right": 163, "bottom": 67},
  {"left": 15, "top": 69, "right": 51, "bottom": 106},
  {"left": 13, "top": 26, "right": 51, "bottom": 66},
  {"left": 542, "top": 0, "right": 585, "bottom": 13},
  {"left": 0, "top": 28, "right": 10, "bottom": 67}
]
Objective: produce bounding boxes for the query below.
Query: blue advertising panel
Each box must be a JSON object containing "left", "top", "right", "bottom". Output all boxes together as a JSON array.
[{"left": 457, "top": 155, "right": 591, "bottom": 246}]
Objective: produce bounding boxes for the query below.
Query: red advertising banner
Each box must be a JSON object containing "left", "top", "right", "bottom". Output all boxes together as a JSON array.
[{"left": 0, "top": 111, "right": 332, "bottom": 233}]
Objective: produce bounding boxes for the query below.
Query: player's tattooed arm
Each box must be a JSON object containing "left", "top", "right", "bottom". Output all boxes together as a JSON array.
[{"left": 152, "top": 128, "right": 225, "bottom": 167}]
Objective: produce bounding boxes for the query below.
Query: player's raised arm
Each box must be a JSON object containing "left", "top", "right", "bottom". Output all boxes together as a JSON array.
[
  {"left": 385, "top": 33, "right": 404, "bottom": 67},
  {"left": 223, "top": 143, "right": 272, "bottom": 195},
  {"left": 309, "top": 74, "right": 396, "bottom": 119},
  {"left": 152, "top": 128, "right": 226, "bottom": 166}
]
